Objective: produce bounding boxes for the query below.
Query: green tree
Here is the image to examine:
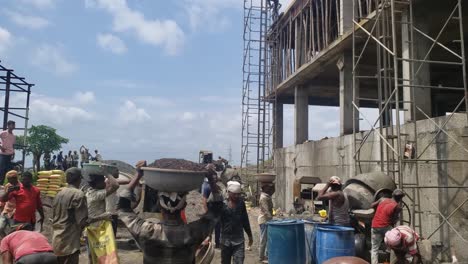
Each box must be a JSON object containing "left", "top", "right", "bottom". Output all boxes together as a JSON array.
[{"left": 16, "top": 125, "right": 69, "bottom": 171}]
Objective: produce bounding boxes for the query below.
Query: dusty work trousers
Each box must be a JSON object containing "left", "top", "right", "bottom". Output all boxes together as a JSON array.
[
  {"left": 259, "top": 224, "right": 268, "bottom": 260},
  {"left": 221, "top": 243, "right": 245, "bottom": 264},
  {"left": 0, "top": 154, "right": 12, "bottom": 185},
  {"left": 57, "top": 251, "right": 80, "bottom": 264},
  {"left": 17, "top": 252, "right": 58, "bottom": 264},
  {"left": 371, "top": 227, "right": 392, "bottom": 264}
]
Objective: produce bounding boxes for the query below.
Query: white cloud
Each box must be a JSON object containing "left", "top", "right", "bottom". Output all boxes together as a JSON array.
[
  {"left": 5, "top": 10, "right": 50, "bottom": 29},
  {"left": 97, "top": 33, "right": 127, "bottom": 54},
  {"left": 32, "top": 44, "right": 77, "bottom": 76},
  {"left": 181, "top": 111, "right": 196, "bottom": 121},
  {"left": 20, "top": 0, "right": 56, "bottom": 9},
  {"left": 133, "top": 96, "right": 174, "bottom": 107},
  {"left": 99, "top": 79, "right": 138, "bottom": 89},
  {"left": 199, "top": 95, "right": 238, "bottom": 104},
  {"left": 279, "top": 0, "right": 291, "bottom": 10},
  {"left": 74, "top": 91, "right": 96, "bottom": 105},
  {"left": 32, "top": 99, "right": 95, "bottom": 125},
  {"left": 87, "top": 0, "right": 185, "bottom": 55},
  {"left": 118, "top": 100, "right": 151, "bottom": 124},
  {"left": 0, "top": 27, "right": 12, "bottom": 54},
  {"left": 184, "top": 0, "right": 237, "bottom": 31}
]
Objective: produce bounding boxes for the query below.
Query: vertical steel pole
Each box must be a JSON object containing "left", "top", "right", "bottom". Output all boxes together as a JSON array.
[
  {"left": 21, "top": 86, "right": 31, "bottom": 169},
  {"left": 3, "top": 71, "right": 11, "bottom": 130},
  {"left": 352, "top": 0, "right": 357, "bottom": 176},
  {"left": 391, "top": 0, "right": 403, "bottom": 190},
  {"left": 458, "top": 0, "right": 468, "bottom": 124},
  {"left": 257, "top": 0, "right": 264, "bottom": 174}
]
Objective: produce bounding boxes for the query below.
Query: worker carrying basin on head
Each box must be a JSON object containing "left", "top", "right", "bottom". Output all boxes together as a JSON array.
[
  {"left": 317, "top": 176, "right": 350, "bottom": 226},
  {"left": 117, "top": 161, "right": 223, "bottom": 264}
]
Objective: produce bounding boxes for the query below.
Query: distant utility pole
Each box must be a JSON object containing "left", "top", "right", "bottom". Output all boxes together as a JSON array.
[{"left": 228, "top": 145, "right": 232, "bottom": 164}]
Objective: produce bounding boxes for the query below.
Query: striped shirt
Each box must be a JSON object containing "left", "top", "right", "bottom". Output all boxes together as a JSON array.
[{"left": 392, "top": 225, "right": 420, "bottom": 256}]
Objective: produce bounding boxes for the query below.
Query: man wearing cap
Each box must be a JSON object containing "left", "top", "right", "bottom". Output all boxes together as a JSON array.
[
  {"left": 384, "top": 225, "right": 421, "bottom": 264},
  {"left": 0, "top": 170, "right": 19, "bottom": 237},
  {"left": 258, "top": 183, "right": 275, "bottom": 263},
  {"left": 52, "top": 168, "right": 88, "bottom": 264},
  {"left": 370, "top": 189, "right": 405, "bottom": 264},
  {"left": 219, "top": 180, "right": 253, "bottom": 264},
  {"left": 317, "top": 176, "right": 350, "bottom": 226}
]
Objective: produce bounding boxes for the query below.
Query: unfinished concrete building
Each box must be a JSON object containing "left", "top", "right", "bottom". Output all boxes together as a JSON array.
[{"left": 250, "top": 0, "right": 468, "bottom": 262}]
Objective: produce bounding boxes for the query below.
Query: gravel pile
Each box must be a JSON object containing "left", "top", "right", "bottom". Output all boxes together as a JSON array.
[
  {"left": 148, "top": 158, "right": 206, "bottom": 171},
  {"left": 184, "top": 190, "right": 206, "bottom": 223},
  {"left": 102, "top": 160, "right": 136, "bottom": 175}
]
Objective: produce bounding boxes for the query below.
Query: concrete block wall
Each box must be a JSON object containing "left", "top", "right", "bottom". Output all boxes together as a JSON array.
[{"left": 274, "top": 114, "right": 468, "bottom": 262}]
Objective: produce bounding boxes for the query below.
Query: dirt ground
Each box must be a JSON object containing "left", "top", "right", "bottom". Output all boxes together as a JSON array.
[{"left": 40, "top": 197, "right": 262, "bottom": 264}]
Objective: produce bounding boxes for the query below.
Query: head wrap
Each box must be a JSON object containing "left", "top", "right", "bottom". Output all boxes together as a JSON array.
[
  {"left": 6, "top": 170, "right": 17, "bottom": 178},
  {"left": 330, "top": 176, "right": 342, "bottom": 185},
  {"left": 384, "top": 228, "right": 402, "bottom": 247},
  {"left": 392, "top": 189, "right": 405, "bottom": 197},
  {"left": 227, "top": 181, "right": 242, "bottom": 194},
  {"left": 158, "top": 192, "right": 187, "bottom": 213}
]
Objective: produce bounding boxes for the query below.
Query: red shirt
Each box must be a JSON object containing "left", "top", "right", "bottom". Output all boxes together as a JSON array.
[
  {"left": 8, "top": 184, "right": 42, "bottom": 223},
  {"left": 372, "top": 198, "right": 399, "bottom": 228},
  {"left": 0, "top": 230, "right": 53, "bottom": 261}
]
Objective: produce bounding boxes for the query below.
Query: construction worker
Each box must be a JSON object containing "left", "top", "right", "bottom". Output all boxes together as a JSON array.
[
  {"left": 1, "top": 229, "right": 57, "bottom": 264},
  {"left": 0, "top": 120, "right": 16, "bottom": 185},
  {"left": 258, "top": 183, "right": 275, "bottom": 263},
  {"left": 219, "top": 181, "right": 253, "bottom": 264},
  {"left": 317, "top": 176, "right": 350, "bottom": 226},
  {"left": 85, "top": 173, "right": 119, "bottom": 221},
  {"left": 117, "top": 161, "right": 223, "bottom": 264},
  {"left": 1, "top": 171, "right": 44, "bottom": 232},
  {"left": 0, "top": 170, "right": 19, "bottom": 237},
  {"left": 384, "top": 225, "right": 421, "bottom": 264},
  {"left": 370, "top": 189, "right": 405, "bottom": 264},
  {"left": 52, "top": 168, "right": 88, "bottom": 264}
]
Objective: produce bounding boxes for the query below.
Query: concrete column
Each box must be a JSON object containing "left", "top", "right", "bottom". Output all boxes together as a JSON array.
[
  {"left": 340, "top": 0, "right": 353, "bottom": 35},
  {"left": 339, "top": 51, "right": 358, "bottom": 135},
  {"left": 294, "top": 86, "right": 308, "bottom": 145},
  {"left": 273, "top": 102, "right": 283, "bottom": 149},
  {"left": 402, "top": 9, "right": 432, "bottom": 122}
]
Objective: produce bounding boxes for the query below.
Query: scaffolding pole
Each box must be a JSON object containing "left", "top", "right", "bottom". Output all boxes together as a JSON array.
[{"left": 352, "top": 0, "right": 467, "bottom": 261}]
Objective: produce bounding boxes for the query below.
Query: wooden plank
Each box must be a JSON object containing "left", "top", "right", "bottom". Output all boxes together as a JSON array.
[
  {"left": 321, "top": 0, "right": 325, "bottom": 48},
  {"left": 288, "top": 19, "right": 292, "bottom": 76},
  {"left": 303, "top": 12, "right": 309, "bottom": 62},
  {"left": 336, "top": 0, "right": 340, "bottom": 36},
  {"left": 314, "top": 0, "right": 322, "bottom": 52},
  {"left": 297, "top": 16, "right": 300, "bottom": 68},
  {"left": 310, "top": 1, "right": 315, "bottom": 57},
  {"left": 325, "top": 0, "right": 329, "bottom": 45}
]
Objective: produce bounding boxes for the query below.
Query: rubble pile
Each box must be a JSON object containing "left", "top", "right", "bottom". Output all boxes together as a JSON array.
[{"left": 149, "top": 158, "right": 206, "bottom": 171}]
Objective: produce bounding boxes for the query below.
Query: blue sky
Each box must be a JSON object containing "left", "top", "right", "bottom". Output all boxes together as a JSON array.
[{"left": 0, "top": 0, "right": 355, "bottom": 166}]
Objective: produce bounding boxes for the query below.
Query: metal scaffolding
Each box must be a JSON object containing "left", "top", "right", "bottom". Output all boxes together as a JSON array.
[
  {"left": 241, "top": 0, "right": 278, "bottom": 174},
  {"left": 352, "top": 0, "right": 467, "bottom": 260},
  {"left": 0, "top": 61, "right": 34, "bottom": 167}
]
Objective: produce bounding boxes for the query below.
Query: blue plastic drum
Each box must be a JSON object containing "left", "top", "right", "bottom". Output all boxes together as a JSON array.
[
  {"left": 315, "top": 225, "right": 355, "bottom": 263},
  {"left": 267, "top": 219, "right": 306, "bottom": 264}
]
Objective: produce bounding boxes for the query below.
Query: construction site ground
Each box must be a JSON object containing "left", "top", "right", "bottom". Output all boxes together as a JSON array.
[{"left": 41, "top": 199, "right": 262, "bottom": 264}]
